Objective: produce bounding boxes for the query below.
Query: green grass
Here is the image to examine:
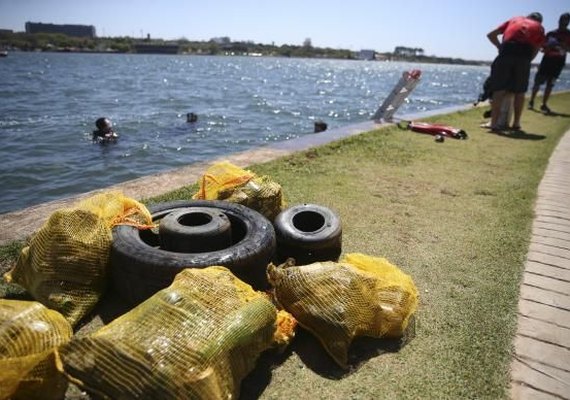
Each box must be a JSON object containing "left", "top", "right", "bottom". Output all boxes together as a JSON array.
[{"left": 2, "top": 93, "right": 570, "bottom": 399}]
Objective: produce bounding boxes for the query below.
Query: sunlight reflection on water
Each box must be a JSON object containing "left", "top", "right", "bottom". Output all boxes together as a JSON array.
[{"left": 1, "top": 52, "right": 568, "bottom": 213}]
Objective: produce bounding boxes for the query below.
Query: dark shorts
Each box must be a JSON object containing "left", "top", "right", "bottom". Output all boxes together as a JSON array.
[
  {"left": 489, "top": 42, "right": 532, "bottom": 94},
  {"left": 534, "top": 56, "right": 566, "bottom": 86}
]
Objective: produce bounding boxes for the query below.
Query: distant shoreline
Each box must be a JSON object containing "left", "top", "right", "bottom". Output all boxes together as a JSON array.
[
  {"left": 1, "top": 31, "right": 492, "bottom": 66},
  {"left": 3, "top": 47, "right": 493, "bottom": 67},
  {"left": 6, "top": 49, "right": 563, "bottom": 69}
]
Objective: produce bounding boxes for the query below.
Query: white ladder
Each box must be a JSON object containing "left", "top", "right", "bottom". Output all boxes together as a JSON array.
[{"left": 372, "top": 70, "right": 422, "bottom": 122}]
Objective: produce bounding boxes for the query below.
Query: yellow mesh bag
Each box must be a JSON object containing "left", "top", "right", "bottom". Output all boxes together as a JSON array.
[
  {"left": 193, "top": 161, "right": 285, "bottom": 221},
  {"left": 74, "top": 190, "right": 153, "bottom": 228},
  {"left": 0, "top": 299, "right": 73, "bottom": 400},
  {"left": 267, "top": 253, "right": 419, "bottom": 368},
  {"left": 56, "top": 267, "right": 286, "bottom": 399},
  {"left": 4, "top": 191, "right": 152, "bottom": 327}
]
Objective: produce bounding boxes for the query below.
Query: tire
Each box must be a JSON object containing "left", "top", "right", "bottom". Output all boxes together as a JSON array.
[
  {"left": 110, "top": 200, "right": 276, "bottom": 305},
  {"left": 158, "top": 207, "right": 232, "bottom": 253},
  {"left": 273, "top": 204, "right": 342, "bottom": 265}
]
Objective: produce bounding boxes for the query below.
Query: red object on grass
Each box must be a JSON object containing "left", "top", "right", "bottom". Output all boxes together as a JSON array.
[{"left": 398, "top": 121, "right": 468, "bottom": 140}]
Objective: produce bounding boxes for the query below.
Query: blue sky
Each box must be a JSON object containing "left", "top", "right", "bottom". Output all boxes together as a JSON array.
[{"left": 0, "top": 0, "right": 568, "bottom": 61}]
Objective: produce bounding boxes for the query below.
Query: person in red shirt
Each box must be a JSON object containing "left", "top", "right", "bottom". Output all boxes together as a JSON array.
[
  {"left": 483, "top": 12, "right": 545, "bottom": 131},
  {"left": 528, "top": 13, "right": 570, "bottom": 114}
]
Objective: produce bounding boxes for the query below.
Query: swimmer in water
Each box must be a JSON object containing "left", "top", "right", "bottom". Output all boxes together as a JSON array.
[
  {"left": 92, "top": 117, "right": 119, "bottom": 143},
  {"left": 186, "top": 112, "right": 198, "bottom": 123}
]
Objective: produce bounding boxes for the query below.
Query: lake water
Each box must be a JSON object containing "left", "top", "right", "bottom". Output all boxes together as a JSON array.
[{"left": 1, "top": 52, "right": 569, "bottom": 214}]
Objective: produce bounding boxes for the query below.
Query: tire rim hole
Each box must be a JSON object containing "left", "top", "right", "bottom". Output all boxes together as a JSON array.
[
  {"left": 293, "top": 211, "right": 325, "bottom": 232},
  {"left": 137, "top": 207, "right": 249, "bottom": 250},
  {"left": 140, "top": 229, "right": 160, "bottom": 247},
  {"left": 177, "top": 212, "right": 213, "bottom": 227},
  {"left": 227, "top": 214, "right": 247, "bottom": 244}
]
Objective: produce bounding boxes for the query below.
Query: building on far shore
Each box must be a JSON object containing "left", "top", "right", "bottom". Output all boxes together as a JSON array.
[
  {"left": 133, "top": 43, "right": 180, "bottom": 54},
  {"left": 132, "top": 33, "right": 180, "bottom": 54},
  {"left": 25, "top": 22, "right": 96, "bottom": 38},
  {"left": 358, "top": 49, "right": 376, "bottom": 60}
]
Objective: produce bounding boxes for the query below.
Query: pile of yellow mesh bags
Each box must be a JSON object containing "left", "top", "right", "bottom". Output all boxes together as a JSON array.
[
  {"left": 4, "top": 192, "right": 152, "bottom": 327},
  {"left": 193, "top": 161, "right": 285, "bottom": 221},
  {"left": 0, "top": 300, "right": 72, "bottom": 400},
  {"left": 0, "top": 186, "right": 419, "bottom": 397},
  {"left": 56, "top": 267, "right": 295, "bottom": 399},
  {"left": 268, "top": 253, "right": 419, "bottom": 368}
]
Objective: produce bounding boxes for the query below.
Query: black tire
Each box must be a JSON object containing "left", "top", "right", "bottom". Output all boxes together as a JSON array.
[
  {"left": 273, "top": 204, "right": 342, "bottom": 265},
  {"left": 110, "top": 200, "right": 276, "bottom": 305},
  {"left": 158, "top": 207, "right": 232, "bottom": 253}
]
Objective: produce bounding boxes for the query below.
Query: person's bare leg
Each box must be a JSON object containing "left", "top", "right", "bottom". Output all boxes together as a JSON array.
[
  {"left": 529, "top": 84, "right": 540, "bottom": 108},
  {"left": 490, "top": 90, "right": 506, "bottom": 128},
  {"left": 542, "top": 82, "right": 554, "bottom": 108},
  {"left": 513, "top": 93, "right": 525, "bottom": 129}
]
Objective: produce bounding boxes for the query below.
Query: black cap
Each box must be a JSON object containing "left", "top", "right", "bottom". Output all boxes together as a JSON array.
[
  {"left": 528, "top": 12, "right": 543, "bottom": 23},
  {"left": 95, "top": 117, "right": 112, "bottom": 130}
]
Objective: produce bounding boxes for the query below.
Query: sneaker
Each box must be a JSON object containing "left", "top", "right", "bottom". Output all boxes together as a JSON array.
[
  {"left": 541, "top": 104, "right": 552, "bottom": 114},
  {"left": 480, "top": 122, "right": 505, "bottom": 133},
  {"left": 528, "top": 101, "right": 534, "bottom": 109}
]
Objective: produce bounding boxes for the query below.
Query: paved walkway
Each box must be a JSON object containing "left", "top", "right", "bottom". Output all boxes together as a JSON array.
[{"left": 511, "top": 130, "right": 570, "bottom": 400}]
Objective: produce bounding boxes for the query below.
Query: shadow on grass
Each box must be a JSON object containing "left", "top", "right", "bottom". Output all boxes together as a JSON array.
[
  {"left": 528, "top": 108, "right": 570, "bottom": 118},
  {"left": 240, "top": 343, "right": 295, "bottom": 400},
  {"left": 493, "top": 130, "right": 546, "bottom": 140},
  {"left": 0, "top": 282, "right": 32, "bottom": 301},
  {"left": 240, "top": 318, "right": 416, "bottom": 399},
  {"left": 74, "top": 289, "right": 136, "bottom": 335},
  {"left": 94, "top": 290, "right": 135, "bottom": 324}
]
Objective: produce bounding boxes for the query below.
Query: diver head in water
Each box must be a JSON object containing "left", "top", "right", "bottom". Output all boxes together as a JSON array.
[
  {"left": 186, "top": 112, "right": 198, "bottom": 123},
  {"left": 93, "top": 117, "right": 119, "bottom": 143}
]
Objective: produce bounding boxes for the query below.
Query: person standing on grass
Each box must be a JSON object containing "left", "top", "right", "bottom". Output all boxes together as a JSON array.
[
  {"left": 528, "top": 12, "right": 570, "bottom": 114},
  {"left": 484, "top": 12, "right": 545, "bottom": 132}
]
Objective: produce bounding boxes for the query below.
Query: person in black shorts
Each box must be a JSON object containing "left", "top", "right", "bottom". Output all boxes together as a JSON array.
[
  {"left": 484, "top": 12, "right": 545, "bottom": 131},
  {"left": 528, "top": 13, "right": 570, "bottom": 114}
]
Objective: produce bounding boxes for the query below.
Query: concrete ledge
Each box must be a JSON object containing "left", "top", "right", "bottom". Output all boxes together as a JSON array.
[
  {"left": 0, "top": 104, "right": 471, "bottom": 245},
  {"left": 0, "top": 122, "right": 387, "bottom": 244}
]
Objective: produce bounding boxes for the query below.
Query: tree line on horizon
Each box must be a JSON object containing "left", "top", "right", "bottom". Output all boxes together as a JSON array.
[{"left": 0, "top": 31, "right": 488, "bottom": 65}]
